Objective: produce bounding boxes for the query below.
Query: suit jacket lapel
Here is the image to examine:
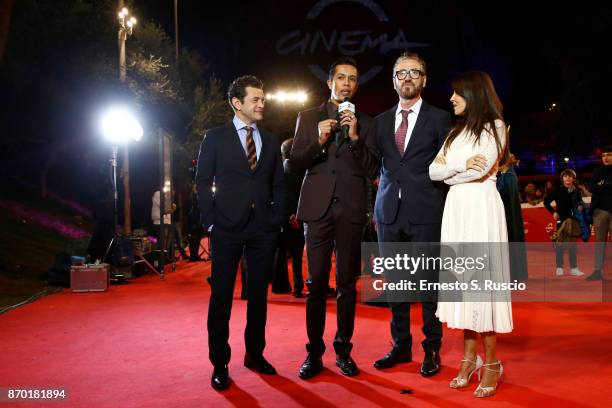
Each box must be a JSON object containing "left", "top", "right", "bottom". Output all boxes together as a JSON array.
[
  {"left": 317, "top": 102, "right": 338, "bottom": 154},
  {"left": 255, "top": 129, "right": 269, "bottom": 172},
  {"left": 317, "top": 102, "right": 328, "bottom": 122},
  {"left": 403, "top": 102, "right": 430, "bottom": 158},
  {"left": 382, "top": 105, "right": 400, "bottom": 158}
]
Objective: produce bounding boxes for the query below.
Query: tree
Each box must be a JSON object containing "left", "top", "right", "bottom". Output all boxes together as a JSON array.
[{"left": 2, "top": 0, "right": 229, "bottom": 209}]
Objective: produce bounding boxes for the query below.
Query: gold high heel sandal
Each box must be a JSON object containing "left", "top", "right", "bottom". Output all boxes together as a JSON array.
[
  {"left": 474, "top": 361, "right": 503, "bottom": 398},
  {"left": 449, "top": 355, "right": 483, "bottom": 389}
]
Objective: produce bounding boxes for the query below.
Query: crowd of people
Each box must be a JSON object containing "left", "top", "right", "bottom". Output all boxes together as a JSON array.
[{"left": 520, "top": 178, "right": 591, "bottom": 205}]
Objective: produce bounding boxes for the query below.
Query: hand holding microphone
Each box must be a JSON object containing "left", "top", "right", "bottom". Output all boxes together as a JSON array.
[{"left": 338, "top": 97, "right": 358, "bottom": 142}]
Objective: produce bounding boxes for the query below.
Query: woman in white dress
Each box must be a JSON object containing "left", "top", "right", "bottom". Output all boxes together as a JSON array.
[{"left": 429, "top": 71, "right": 512, "bottom": 398}]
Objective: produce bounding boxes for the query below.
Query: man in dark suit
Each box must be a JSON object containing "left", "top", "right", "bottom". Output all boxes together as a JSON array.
[
  {"left": 272, "top": 138, "right": 306, "bottom": 297},
  {"left": 587, "top": 144, "right": 612, "bottom": 281},
  {"left": 289, "top": 57, "right": 379, "bottom": 379},
  {"left": 196, "top": 75, "right": 284, "bottom": 391},
  {"left": 373, "top": 52, "right": 451, "bottom": 377}
]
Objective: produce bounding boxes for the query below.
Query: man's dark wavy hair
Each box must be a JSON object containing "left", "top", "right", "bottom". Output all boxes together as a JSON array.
[{"left": 227, "top": 75, "right": 263, "bottom": 109}]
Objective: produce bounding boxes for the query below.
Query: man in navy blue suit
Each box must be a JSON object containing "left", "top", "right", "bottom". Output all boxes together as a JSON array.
[
  {"left": 196, "top": 75, "right": 284, "bottom": 391},
  {"left": 373, "top": 52, "right": 451, "bottom": 377}
]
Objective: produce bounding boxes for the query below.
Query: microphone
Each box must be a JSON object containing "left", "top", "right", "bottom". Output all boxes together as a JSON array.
[{"left": 337, "top": 97, "right": 355, "bottom": 145}]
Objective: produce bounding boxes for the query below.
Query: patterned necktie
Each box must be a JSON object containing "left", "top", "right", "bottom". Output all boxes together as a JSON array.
[
  {"left": 395, "top": 109, "right": 411, "bottom": 154},
  {"left": 245, "top": 126, "right": 257, "bottom": 171}
]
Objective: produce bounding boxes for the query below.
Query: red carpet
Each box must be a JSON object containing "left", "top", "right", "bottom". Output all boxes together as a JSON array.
[{"left": 1, "top": 259, "right": 611, "bottom": 407}]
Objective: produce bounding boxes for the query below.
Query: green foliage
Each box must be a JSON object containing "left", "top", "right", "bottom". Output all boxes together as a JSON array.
[
  {"left": 173, "top": 77, "right": 231, "bottom": 188},
  {"left": 190, "top": 78, "right": 232, "bottom": 140},
  {"left": 1, "top": 0, "right": 229, "bottom": 190},
  {"left": 128, "top": 53, "right": 178, "bottom": 103}
]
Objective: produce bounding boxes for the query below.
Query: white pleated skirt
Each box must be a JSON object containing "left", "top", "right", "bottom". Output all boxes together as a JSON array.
[{"left": 436, "top": 180, "right": 514, "bottom": 333}]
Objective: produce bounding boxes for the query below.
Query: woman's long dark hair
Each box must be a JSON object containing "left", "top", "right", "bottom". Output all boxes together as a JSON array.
[{"left": 443, "top": 71, "right": 507, "bottom": 166}]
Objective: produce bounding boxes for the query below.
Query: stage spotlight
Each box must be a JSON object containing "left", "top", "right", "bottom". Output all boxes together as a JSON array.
[
  {"left": 100, "top": 107, "right": 143, "bottom": 144},
  {"left": 267, "top": 90, "right": 308, "bottom": 104}
]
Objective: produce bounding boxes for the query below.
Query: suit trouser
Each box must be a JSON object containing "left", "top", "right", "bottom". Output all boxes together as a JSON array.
[
  {"left": 288, "top": 230, "right": 306, "bottom": 293},
  {"left": 273, "top": 226, "right": 305, "bottom": 292},
  {"left": 593, "top": 209, "right": 612, "bottom": 272},
  {"left": 304, "top": 197, "right": 363, "bottom": 357},
  {"left": 188, "top": 231, "right": 202, "bottom": 260},
  {"left": 207, "top": 216, "right": 277, "bottom": 366},
  {"left": 376, "top": 199, "right": 443, "bottom": 353}
]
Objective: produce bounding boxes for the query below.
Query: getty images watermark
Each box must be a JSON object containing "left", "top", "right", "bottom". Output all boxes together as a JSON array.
[{"left": 360, "top": 242, "right": 611, "bottom": 303}]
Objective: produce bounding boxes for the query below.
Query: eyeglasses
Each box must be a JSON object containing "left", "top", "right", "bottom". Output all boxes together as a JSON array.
[{"left": 394, "top": 69, "right": 425, "bottom": 80}]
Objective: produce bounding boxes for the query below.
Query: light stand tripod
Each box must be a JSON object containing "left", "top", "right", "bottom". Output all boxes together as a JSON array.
[
  {"left": 102, "top": 145, "right": 163, "bottom": 279},
  {"left": 102, "top": 145, "right": 119, "bottom": 266}
]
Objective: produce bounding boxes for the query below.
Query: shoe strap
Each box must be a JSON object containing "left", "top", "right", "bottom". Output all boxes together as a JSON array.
[
  {"left": 461, "top": 356, "right": 477, "bottom": 365},
  {"left": 482, "top": 361, "right": 502, "bottom": 372},
  {"left": 475, "top": 384, "right": 496, "bottom": 393}
]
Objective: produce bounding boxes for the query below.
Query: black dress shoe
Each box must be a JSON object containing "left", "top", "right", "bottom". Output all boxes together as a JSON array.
[
  {"left": 292, "top": 290, "right": 304, "bottom": 298},
  {"left": 211, "top": 365, "right": 230, "bottom": 390},
  {"left": 336, "top": 355, "right": 359, "bottom": 376},
  {"left": 244, "top": 354, "right": 277, "bottom": 375},
  {"left": 373, "top": 347, "right": 412, "bottom": 369},
  {"left": 586, "top": 270, "right": 603, "bottom": 281},
  {"left": 299, "top": 353, "right": 323, "bottom": 379},
  {"left": 420, "top": 351, "right": 441, "bottom": 377}
]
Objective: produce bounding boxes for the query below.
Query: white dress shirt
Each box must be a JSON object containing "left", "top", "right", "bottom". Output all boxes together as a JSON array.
[{"left": 233, "top": 115, "right": 262, "bottom": 160}]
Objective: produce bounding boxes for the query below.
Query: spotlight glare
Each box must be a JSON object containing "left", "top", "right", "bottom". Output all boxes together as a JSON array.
[
  {"left": 121, "top": 7, "right": 129, "bottom": 15},
  {"left": 100, "top": 107, "right": 143, "bottom": 144},
  {"left": 267, "top": 89, "right": 308, "bottom": 104}
]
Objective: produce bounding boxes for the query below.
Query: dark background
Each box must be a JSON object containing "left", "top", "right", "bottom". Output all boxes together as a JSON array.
[
  {"left": 140, "top": 0, "right": 610, "bottom": 163},
  {"left": 1, "top": 0, "right": 610, "bottom": 230}
]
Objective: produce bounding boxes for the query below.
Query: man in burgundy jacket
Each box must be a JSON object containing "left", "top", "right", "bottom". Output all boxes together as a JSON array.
[{"left": 289, "top": 57, "right": 379, "bottom": 379}]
